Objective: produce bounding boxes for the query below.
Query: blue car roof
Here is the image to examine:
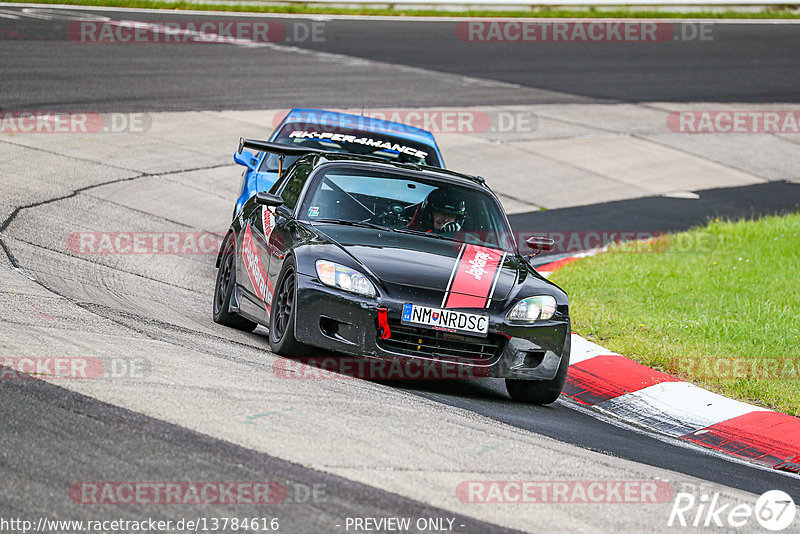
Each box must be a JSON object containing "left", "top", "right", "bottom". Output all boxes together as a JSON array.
[{"left": 276, "top": 108, "right": 440, "bottom": 149}]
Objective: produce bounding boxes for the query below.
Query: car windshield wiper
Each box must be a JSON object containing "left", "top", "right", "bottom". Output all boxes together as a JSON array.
[
  {"left": 312, "top": 218, "right": 390, "bottom": 231},
  {"left": 392, "top": 227, "right": 460, "bottom": 243}
]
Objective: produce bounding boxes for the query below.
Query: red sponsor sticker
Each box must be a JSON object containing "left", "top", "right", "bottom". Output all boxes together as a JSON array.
[
  {"left": 444, "top": 245, "right": 504, "bottom": 309},
  {"left": 241, "top": 223, "right": 273, "bottom": 312},
  {"left": 262, "top": 206, "right": 276, "bottom": 239}
]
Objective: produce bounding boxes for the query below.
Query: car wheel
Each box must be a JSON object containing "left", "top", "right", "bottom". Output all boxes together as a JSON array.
[
  {"left": 269, "top": 257, "right": 311, "bottom": 356},
  {"left": 213, "top": 233, "right": 258, "bottom": 332},
  {"left": 505, "top": 327, "right": 571, "bottom": 405}
]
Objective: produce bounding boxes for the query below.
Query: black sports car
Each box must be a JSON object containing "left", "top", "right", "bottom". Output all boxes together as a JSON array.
[{"left": 214, "top": 139, "right": 570, "bottom": 404}]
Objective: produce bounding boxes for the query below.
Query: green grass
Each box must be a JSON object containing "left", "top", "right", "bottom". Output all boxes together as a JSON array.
[
  {"left": 550, "top": 213, "right": 800, "bottom": 416},
  {"left": 7, "top": 0, "right": 800, "bottom": 19}
]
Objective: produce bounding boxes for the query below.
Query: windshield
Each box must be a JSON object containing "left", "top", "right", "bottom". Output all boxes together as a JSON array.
[
  {"left": 259, "top": 123, "right": 441, "bottom": 171},
  {"left": 299, "top": 166, "right": 516, "bottom": 252}
]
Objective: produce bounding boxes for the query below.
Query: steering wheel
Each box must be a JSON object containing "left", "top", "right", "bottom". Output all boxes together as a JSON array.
[{"left": 375, "top": 202, "right": 408, "bottom": 226}]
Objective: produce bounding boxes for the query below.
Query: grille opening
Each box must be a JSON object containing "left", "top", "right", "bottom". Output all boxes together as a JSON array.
[
  {"left": 320, "top": 316, "right": 358, "bottom": 345},
  {"left": 377, "top": 319, "right": 506, "bottom": 364},
  {"left": 515, "top": 350, "right": 545, "bottom": 369},
  {"left": 319, "top": 316, "right": 339, "bottom": 337}
]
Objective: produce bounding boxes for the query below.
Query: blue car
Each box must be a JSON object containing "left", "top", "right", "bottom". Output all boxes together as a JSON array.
[{"left": 231, "top": 108, "right": 445, "bottom": 218}]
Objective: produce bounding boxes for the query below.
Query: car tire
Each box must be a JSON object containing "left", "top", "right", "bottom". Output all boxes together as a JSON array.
[
  {"left": 269, "top": 257, "right": 311, "bottom": 356},
  {"left": 213, "top": 233, "right": 258, "bottom": 332},
  {"left": 505, "top": 327, "right": 571, "bottom": 405}
]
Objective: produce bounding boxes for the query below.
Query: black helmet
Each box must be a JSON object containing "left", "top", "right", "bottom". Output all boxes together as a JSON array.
[
  {"left": 423, "top": 188, "right": 466, "bottom": 217},
  {"left": 419, "top": 188, "right": 466, "bottom": 232}
]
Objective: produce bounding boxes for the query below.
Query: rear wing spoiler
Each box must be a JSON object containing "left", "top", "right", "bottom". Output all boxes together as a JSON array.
[
  {"left": 237, "top": 137, "right": 328, "bottom": 179},
  {"left": 238, "top": 138, "right": 327, "bottom": 157}
]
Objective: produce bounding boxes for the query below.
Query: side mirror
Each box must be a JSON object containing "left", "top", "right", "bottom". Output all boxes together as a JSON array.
[
  {"left": 255, "top": 192, "right": 284, "bottom": 207},
  {"left": 525, "top": 236, "right": 555, "bottom": 256},
  {"left": 234, "top": 149, "right": 256, "bottom": 169}
]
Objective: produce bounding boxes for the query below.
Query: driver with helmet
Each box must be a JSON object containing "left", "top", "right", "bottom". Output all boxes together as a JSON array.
[{"left": 407, "top": 188, "right": 466, "bottom": 234}]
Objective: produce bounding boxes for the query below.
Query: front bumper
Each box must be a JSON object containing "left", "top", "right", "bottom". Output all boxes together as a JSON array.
[{"left": 293, "top": 274, "right": 569, "bottom": 380}]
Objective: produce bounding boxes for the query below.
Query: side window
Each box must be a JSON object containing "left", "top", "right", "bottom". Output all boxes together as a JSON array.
[
  {"left": 260, "top": 153, "right": 301, "bottom": 172},
  {"left": 277, "top": 162, "right": 312, "bottom": 212},
  {"left": 268, "top": 167, "right": 292, "bottom": 195}
]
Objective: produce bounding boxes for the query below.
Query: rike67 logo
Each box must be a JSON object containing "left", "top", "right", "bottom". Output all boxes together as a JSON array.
[{"left": 668, "top": 490, "right": 796, "bottom": 531}]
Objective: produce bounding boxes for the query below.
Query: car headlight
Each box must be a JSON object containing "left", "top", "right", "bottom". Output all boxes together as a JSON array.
[
  {"left": 506, "top": 295, "right": 557, "bottom": 323},
  {"left": 315, "top": 260, "right": 376, "bottom": 298}
]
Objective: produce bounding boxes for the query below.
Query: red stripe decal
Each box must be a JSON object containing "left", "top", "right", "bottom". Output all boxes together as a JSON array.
[
  {"left": 563, "top": 354, "right": 682, "bottom": 405},
  {"left": 679, "top": 411, "right": 800, "bottom": 468},
  {"left": 242, "top": 222, "right": 274, "bottom": 315},
  {"left": 441, "top": 243, "right": 465, "bottom": 307},
  {"left": 444, "top": 245, "right": 504, "bottom": 309},
  {"left": 485, "top": 252, "right": 507, "bottom": 307}
]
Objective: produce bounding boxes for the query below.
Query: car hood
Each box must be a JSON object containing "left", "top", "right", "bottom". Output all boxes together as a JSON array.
[{"left": 312, "top": 224, "right": 520, "bottom": 302}]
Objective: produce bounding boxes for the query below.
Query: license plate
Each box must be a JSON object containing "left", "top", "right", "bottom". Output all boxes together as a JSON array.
[{"left": 401, "top": 303, "right": 489, "bottom": 337}]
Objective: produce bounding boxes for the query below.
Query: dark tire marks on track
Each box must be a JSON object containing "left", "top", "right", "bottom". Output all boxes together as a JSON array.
[{"left": 0, "top": 369, "right": 519, "bottom": 533}]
